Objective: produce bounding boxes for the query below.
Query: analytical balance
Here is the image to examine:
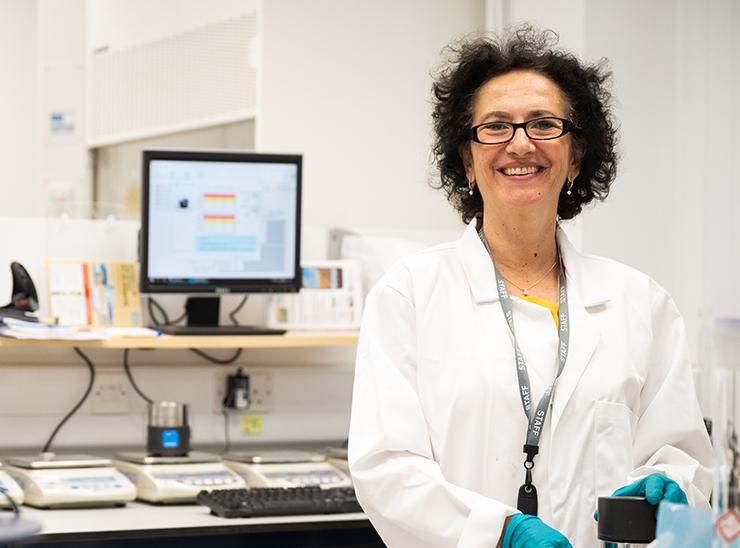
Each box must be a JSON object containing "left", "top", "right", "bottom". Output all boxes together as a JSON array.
[
  {"left": 223, "top": 450, "right": 352, "bottom": 489},
  {"left": 114, "top": 451, "right": 245, "bottom": 504},
  {"left": 325, "top": 447, "right": 350, "bottom": 475},
  {"left": 0, "top": 462, "right": 24, "bottom": 507},
  {"left": 3, "top": 454, "right": 136, "bottom": 508}
]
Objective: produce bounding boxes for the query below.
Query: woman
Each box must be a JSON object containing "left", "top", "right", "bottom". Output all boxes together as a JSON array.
[{"left": 348, "top": 27, "right": 712, "bottom": 547}]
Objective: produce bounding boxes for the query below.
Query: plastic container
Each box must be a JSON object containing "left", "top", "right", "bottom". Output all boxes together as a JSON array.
[
  {"left": 146, "top": 401, "right": 190, "bottom": 457},
  {"left": 597, "top": 496, "right": 656, "bottom": 547}
]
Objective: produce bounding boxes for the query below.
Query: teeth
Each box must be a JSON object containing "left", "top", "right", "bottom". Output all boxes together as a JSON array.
[{"left": 503, "top": 166, "right": 540, "bottom": 176}]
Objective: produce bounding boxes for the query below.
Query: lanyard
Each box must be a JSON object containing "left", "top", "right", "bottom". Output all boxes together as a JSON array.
[{"left": 477, "top": 229, "right": 570, "bottom": 516}]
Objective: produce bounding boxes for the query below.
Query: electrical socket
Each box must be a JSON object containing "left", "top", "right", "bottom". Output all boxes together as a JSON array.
[
  {"left": 91, "top": 371, "right": 130, "bottom": 414},
  {"left": 215, "top": 371, "right": 273, "bottom": 412},
  {"left": 248, "top": 372, "right": 273, "bottom": 411}
]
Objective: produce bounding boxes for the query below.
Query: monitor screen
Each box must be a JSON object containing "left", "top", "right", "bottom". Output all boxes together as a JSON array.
[{"left": 140, "top": 150, "right": 301, "bottom": 294}]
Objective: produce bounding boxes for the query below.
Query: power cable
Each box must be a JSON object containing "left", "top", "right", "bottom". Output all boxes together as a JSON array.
[
  {"left": 221, "top": 370, "right": 251, "bottom": 454},
  {"left": 189, "top": 295, "right": 247, "bottom": 364},
  {"left": 228, "top": 295, "right": 248, "bottom": 326},
  {"left": 123, "top": 349, "right": 153, "bottom": 404},
  {"left": 149, "top": 295, "right": 247, "bottom": 363},
  {"left": 0, "top": 487, "right": 20, "bottom": 514},
  {"left": 190, "top": 347, "right": 243, "bottom": 365},
  {"left": 41, "top": 347, "right": 96, "bottom": 454},
  {"left": 221, "top": 407, "right": 231, "bottom": 455},
  {"left": 149, "top": 294, "right": 245, "bottom": 362},
  {"left": 148, "top": 295, "right": 247, "bottom": 328},
  {"left": 147, "top": 297, "right": 187, "bottom": 327}
]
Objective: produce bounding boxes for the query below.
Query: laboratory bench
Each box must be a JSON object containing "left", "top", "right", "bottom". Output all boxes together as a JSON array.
[
  {"left": 2, "top": 441, "right": 378, "bottom": 547},
  {"left": 15, "top": 502, "right": 383, "bottom": 547},
  {"left": 0, "top": 331, "right": 359, "bottom": 350},
  {"left": 2, "top": 332, "right": 370, "bottom": 545}
]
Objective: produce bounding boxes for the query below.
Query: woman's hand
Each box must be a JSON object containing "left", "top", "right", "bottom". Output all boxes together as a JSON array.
[
  {"left": 501, "top": 514, "right": 572, "bottom": 548},
  {"left": 612, "top": 473, "right": 688, "bottom": 506}
]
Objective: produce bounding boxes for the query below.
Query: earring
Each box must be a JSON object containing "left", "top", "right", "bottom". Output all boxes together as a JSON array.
[
  {"left": 468, "top": 179, "right": 476, "bottom": 195},
  {"left": 566, "top": 177, "right": 574, "bottom": 196}
]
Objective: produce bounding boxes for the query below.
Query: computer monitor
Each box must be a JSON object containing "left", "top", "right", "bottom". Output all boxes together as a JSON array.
[{"left": 140, "top": 149, "right": 302, "bottom": 335}]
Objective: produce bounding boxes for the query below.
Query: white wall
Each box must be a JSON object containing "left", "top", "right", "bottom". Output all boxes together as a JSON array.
[
  {"left": 490, "top": 1, "right": 740, "bottom": 373},
  {"left": 259, "top": 0, "right": 484, "bottom": 233},
  {"left": 702, "top": 0, "right": 740, "bottom": 320},
  {"left": 503, "top": 0, "right": 585, "bottom": 55},
  {"left": 94, "top": 121, "right": 255, "bottom": 219},
  {"left": 38, "top": 0, "right": 90, "bottom": 218},
  {"left": 0, "top": 351, "right": 357, "bottom": 451},
  {"left": 86, "top": 0, "right": 257, "bottom": 51},
  {"left": 85, "top": 0, "right": 260, "bottom": 216},
  {"left": 0, "top": 0, "right": 41, "bottom": 217},
  {"left": 576, "top": 1, "right": 736, "bottom": 364},
  {"left": 577, "top": 1, "right": 701, "bottom": 322},
  {"left": 12, "top": 0, "right": 483, "bottom": 229}
]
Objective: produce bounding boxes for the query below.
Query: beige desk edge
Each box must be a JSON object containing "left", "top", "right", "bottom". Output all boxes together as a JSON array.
[{"left": 0, "top": 331, "right": 359, "bottom": 350}]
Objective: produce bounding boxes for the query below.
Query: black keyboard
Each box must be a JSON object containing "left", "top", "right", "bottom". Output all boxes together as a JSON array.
[
  {"left": 196, "top": 486, "right": 363, "bottom": 518},
  {"left": 156, "top": 325, "right": 286, "bottom": 336}
]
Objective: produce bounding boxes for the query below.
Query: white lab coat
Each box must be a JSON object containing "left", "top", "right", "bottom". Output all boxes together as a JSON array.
[{"left": 348, "top": 219, "right": 713, "bottom": 547}]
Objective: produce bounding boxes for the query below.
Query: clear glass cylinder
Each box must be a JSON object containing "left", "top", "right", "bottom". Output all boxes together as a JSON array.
[{"left": 710, "top": 318, "right": 740, "bottom": 547}]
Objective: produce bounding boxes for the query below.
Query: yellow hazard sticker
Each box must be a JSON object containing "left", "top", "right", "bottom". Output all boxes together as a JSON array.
[{"left": 241, "top": 415, "right": 264, "bottom": 435}]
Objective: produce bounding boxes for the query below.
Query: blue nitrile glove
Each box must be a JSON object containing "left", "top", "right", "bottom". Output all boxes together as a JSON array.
[
  {"left": 502, "top": 514, "right": 572, "bottom": 548},
  {"left": 612, "top": 473, "right": 688, "bottom": 506}
]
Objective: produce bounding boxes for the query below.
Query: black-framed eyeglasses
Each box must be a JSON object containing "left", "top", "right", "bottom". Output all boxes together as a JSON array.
[{"left": 469, "top": 117, "right": 576, "bottom": 145}]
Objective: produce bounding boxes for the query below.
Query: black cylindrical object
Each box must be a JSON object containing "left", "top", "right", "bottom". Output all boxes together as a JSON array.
[
  {"left": 146, "top": 401, "right": 190, "bottom": 457},
  {"left": 598, "top": 496, "right": 656, "bottom": 545}
]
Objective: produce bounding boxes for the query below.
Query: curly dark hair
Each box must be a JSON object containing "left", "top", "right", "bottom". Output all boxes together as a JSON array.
[{"left": 431, "top": 26, "right": 618, "bottom": 222}]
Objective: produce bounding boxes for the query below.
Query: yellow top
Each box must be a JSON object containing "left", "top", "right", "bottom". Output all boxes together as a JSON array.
[{"left": 519, "top": 295, "right": 559, "bottom": 329}]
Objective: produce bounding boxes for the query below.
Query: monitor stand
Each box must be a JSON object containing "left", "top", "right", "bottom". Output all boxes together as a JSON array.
[{"left": 155, "top": 297, "right": 285, "bottom": 336}]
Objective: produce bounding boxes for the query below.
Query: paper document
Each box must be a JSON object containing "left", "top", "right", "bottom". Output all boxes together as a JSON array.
[
  {"left": 90, "top": 327, "right": 160, "bottom": 338},
  {"left": 0, "top": 317, "right": 110, "bottom": 340},
  {"left": 47, "top": 259, "right": 142, "bottom": 327}
]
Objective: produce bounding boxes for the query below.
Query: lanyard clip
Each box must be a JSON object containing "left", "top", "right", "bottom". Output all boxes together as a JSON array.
[{"left": 523, "top": 444, "right": 539, "bottom": 463}]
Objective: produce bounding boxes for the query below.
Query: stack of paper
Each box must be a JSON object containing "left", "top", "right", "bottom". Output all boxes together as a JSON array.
[
  {"left": 0, "top": 316, "right": 108, "bottom": 340},
  {"left": 47, "top": 259, "right": 142, "bottom": 327},
  {"left": 0, "top": 316, "right": 162, "bottom": 341}
]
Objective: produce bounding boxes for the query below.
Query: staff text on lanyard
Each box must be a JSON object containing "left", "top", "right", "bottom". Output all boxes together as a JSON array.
[{"left": 478, "top": 228, "right": 570, "bottom": 516}]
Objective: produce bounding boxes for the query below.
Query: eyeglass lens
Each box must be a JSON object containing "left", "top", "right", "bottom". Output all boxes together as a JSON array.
[{"left": 476, "top": 118, "right": 565, "bottom": 144}]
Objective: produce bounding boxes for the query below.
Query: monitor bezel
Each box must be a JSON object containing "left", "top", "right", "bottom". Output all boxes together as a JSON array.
[{"left": 140, "top": 149, "right": 302, "bottom": 295}]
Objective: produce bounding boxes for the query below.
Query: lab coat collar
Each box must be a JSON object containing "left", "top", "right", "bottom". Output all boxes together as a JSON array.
[
  {"left": 456, "top": 218, "right": 606, "bottom": 431},
  {"left": 457, "top": 218, "right": 611, "bottom": 308}
]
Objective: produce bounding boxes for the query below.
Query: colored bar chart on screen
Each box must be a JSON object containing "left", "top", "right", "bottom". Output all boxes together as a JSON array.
[
  {"left": 202, "top": 193, "right": 237, "bottom": 225},
  {"left": 203, "top": 214, "right": 236, "bottom": 224},
  {"left": 203, "top": 193, "right": 236, "bottom": 203}
]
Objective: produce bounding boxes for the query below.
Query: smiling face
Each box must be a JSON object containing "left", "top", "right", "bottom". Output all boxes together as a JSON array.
[{"left": 462, "top": 70, "right": 582, "bottom": 219}]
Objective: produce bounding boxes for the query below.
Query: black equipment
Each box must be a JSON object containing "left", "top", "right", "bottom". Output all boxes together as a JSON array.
[
  {"left": 597, "top": 496, "right": 656, "bottom": 545},
  {"left": 0, "top": 262, "right": 39, "bottom": 322},
  {"left": 196, "top": 486, "right": 362, "bottom": 518}
]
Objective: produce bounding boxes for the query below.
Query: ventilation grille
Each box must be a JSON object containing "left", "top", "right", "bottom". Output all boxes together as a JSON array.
[{"left": 90, "top": 13, "right": 256, "bottom": 146}]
